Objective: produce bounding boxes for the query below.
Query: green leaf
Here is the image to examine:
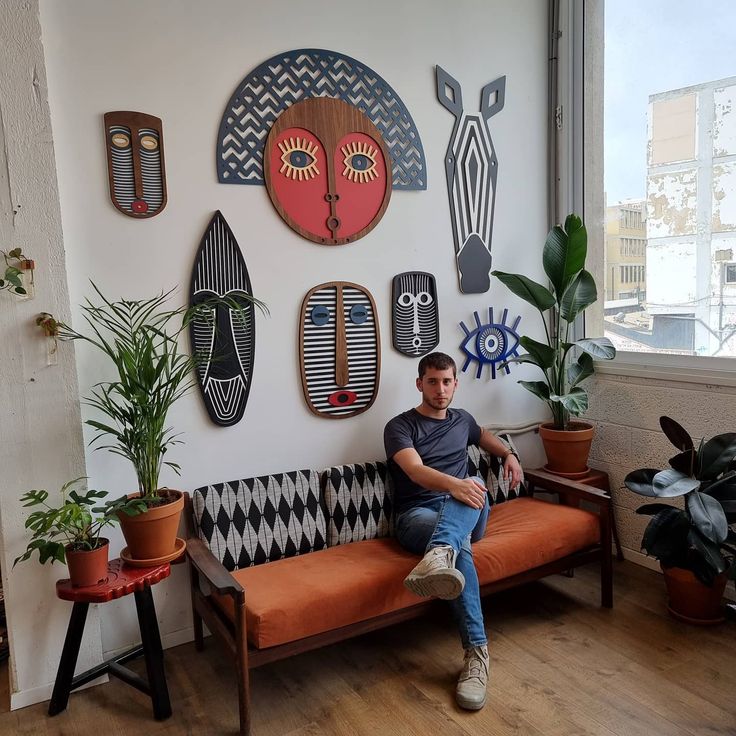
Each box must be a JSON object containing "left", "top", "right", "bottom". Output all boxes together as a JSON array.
[
  {"left": 659, "top": 416, "right": 693, "bottom": 452},
  {"left": 567, "top": 353, "right": 594, "bottom": 389},
  {"left": 642, "top": 508, "right": 690, "bottom": 560},
  {"left": 652, "top": 468, "right": 700, "bottom": 498},
  {"left": 699, "top": 432, "right": 736, "bottom": 480},
  {"left": 519, "top": 336, "right": 555, "bottom": 370},
  {"left": 575, "top": 337, "right": 616, "bottom": 360},
  {"left": 636, "top": 503, "right": 677, "bottom": 515},
  {"left": 624, "top": 468, "right": 659, "bottom": 497},
  {"left": 542, "top": 217, "right": 587, "bottom": 299},
  {"left": 8, "top": 247, "right": 22, "bottom": 258},
  {"left": 518, "top": 380, "right": 551, "bottom": 401},
  {"left": 549, "top": 387, "right": 588, "bottom": 415},
  {"left": 687, "top": 529, "right": 727, "bottom": 578},
  {"left": 491, "top": 271, "right": 556, "bottom": 312},
  {"left": 559, "top": 270, "right": 597, "bottom": 322},
  {"left": 686, "top": 491, "right": 728, "bottom": 544},
  {"left": 668, "top": 449, "right": 696, "bottom": 476}
]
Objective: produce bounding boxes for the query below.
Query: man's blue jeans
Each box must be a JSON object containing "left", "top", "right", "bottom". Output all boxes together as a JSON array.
[{"left": 395, "top": 481, "right": 490, "bottom": 649}]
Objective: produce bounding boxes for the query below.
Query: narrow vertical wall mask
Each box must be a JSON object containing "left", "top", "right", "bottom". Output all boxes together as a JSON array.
[{"left": 104, "top": 111, "right": 167, "bottom": 218}]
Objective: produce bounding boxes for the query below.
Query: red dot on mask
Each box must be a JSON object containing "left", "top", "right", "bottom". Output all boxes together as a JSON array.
[{"left": 132, "top": 200, "right": 149, "bottom": 214}]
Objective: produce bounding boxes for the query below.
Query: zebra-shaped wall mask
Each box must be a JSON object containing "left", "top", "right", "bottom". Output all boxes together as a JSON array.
[{"left": 436, "top": 67, "right": 506, "bottom": 294}]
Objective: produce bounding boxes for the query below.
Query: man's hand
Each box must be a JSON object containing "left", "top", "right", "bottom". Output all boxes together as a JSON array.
[
  {"left": 449, "top": 477, "right": 487, "bottom": 509},
  {"left": 503, "top": 453, "right": 523, "bottom": 488}
]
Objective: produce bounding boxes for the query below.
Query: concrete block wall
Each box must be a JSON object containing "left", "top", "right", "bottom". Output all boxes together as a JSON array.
[{"left": 586, "top": 371, "right": 736, "bottom": 577}]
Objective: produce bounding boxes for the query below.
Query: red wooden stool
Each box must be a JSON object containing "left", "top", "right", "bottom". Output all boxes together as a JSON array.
[{"left": 49, "top": 559, "right": 172, "bottom": 720}]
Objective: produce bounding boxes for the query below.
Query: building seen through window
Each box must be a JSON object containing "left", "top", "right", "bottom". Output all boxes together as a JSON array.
[{"left": 603, "top": 1, "right": 736, "bottom": 357}]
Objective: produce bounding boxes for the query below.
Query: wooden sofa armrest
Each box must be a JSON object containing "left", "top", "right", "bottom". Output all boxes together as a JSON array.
[
  {"left": 524, "top": 468, "right": 612, "bottom": 508},
  {"left": 187, "top": 537, "right": 244, "bottom": 599}
]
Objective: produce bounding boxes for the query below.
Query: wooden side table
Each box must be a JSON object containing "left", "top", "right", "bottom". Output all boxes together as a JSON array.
[
  {"left": 49, "top": 558, "right": 172, "bottom": 720},
  {"left": 530, "top": 467, "right": 624, "bottom": 561}
]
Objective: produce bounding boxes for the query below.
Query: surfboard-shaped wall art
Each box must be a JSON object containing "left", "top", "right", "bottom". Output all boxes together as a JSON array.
[{"left": 190, "top": 211, "right": 256, "bottom": 426}]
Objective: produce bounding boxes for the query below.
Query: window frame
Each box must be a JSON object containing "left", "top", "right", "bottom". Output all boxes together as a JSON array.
[{"left": 579, "top": 0, "right": 736, "bottom": 386}]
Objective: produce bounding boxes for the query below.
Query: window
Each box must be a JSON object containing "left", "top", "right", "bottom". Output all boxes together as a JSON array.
[{"left": 601, "top": 1, "right": 736, "bottom": 361}]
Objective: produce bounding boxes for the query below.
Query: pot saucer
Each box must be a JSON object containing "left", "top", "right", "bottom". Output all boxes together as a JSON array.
[
  {"left": 542, "top": 464, "right": 590, "bottom": 480},
  {"left": 667, "top": 605, "right": 725, "bottom": 626},
  {"left": 120, "top": 537, "right": 187, "bottom": 568}
]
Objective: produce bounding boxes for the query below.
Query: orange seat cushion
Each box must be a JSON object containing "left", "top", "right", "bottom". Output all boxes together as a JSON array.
[{"left": 211, "top": 497, "right": 600, "bottom": 649}]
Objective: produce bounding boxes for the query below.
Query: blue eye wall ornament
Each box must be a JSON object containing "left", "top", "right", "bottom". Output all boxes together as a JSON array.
[
  {"left": 436, "top": 67, "right": 506, "bottom": 294},
  {"left": 459, "top": 307, "right": 521, "bottom": 379}
]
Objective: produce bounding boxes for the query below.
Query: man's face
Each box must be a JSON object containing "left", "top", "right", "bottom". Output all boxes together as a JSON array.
[{"left": 416, "top": 367, "right": 458, "bottom": 411}]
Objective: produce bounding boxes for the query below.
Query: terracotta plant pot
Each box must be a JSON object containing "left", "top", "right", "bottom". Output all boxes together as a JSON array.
[
  {"left": 65, "top": 538, "right": 109, "bottom": 587},
  {"left": 662, "top": 565, "right": 727, "bottom": 625},
  {"left": 118, "top": 489, "right": 184, "bottom": 564},
  {"left": 538, "top": 421, "right": 595, "bottom": 475}
]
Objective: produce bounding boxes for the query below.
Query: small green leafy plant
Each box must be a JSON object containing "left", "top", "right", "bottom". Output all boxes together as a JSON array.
[
  {"left": 625, "top": 416, "right": 736, "bottom": 586},
  {"left": 13, "top": 478, "right": 146, "bottom": 566},
  {"left": 1, "top": 248, "right": 30, "bottom": 296},
  {"left": 57, "top": 283, "right": 267, "bottom": 505},
  {"left": 492, "top": 214, "right": 616, "bottom": 430}
]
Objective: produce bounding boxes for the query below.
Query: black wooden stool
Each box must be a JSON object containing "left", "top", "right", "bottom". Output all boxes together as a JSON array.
[{"left": 49, "top": 558, "right": 171, "bottom": 720}]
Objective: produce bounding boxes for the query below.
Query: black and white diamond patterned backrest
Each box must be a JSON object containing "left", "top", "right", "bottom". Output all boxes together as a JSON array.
[
  {"left": 466, "top": 433, "right": 526, "bottom": 505},
  {"left": 192, "top": 469, "right": 327, "bottom": 571},
  {"left": 322, "top": 462, "right": 394, "bottom": 546}
]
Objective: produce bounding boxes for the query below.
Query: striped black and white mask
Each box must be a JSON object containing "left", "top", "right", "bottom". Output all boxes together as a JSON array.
[
  {"left": 104, "top": 111, "right": 167, "bottom": 218},
  {"left": 391, "top": 272, "right": 439, "bottom": 357},
  {"left": 299, "top": 282, "right": 380, "bottom": 419}
]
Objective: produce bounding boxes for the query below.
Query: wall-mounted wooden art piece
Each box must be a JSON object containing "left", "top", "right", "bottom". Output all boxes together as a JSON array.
[
  {"left": 459, "top": 307, "right": 520, "bottom": 379},
  {"left": 190, "top": 211, "right": 255, "bottom": 426},
  {"left": 264, "top": 97, "right": 391, "bottom": 245},
  {"left": 299, "top": 281, "right": 380, "bottom": 419},
  {"left": 104, "top": 111, "right": 167, "bottom": 218},
  {"left": 216, "top": 49, "right": 426, "bottom": 244},
  {"left": 391, "top": 271, "right": 439, "bottom": 357},
  {"left": 436, "top": 67, "right": 506, "bottom": 293}
]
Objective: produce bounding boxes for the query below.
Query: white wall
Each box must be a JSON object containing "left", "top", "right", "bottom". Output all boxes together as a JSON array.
[{"left": 0, "top": 0, "right": 551, "bottom": 703}]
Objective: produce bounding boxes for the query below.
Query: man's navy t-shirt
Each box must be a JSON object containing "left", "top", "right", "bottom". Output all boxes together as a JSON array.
[{"left": 384, "top": 408, "right": 482, "bottom": 512}]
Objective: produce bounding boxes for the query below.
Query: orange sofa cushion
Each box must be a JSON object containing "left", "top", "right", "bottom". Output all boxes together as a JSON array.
[{"left": 211, "top": 497, "right": 600, "bottom": 649}]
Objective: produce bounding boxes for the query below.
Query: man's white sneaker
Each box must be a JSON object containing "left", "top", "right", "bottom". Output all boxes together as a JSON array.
[
  {"left": 403, "top": 545, "right": 465, "bottom": 600},
  {"left": 455, "top": 644, "right": 489, "bottom": 710}
]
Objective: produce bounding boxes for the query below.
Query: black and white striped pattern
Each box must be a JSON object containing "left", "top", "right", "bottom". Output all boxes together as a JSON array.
[
  {"left": 190, "top": 211, "right": 255, "bottom": 426},
  {"left": 392, "top": 271, "right": 439, "bottom": 357},
  {"left": 301, "top": 282, "right": 380, "bottom": 418},
  {"left": 109, "top": 125, "right": 135, "bottom": 212},
  {"left": 449, "top": 115, "right": 495, "bottom": 253},
  {"left": 138, "top": 128, "right": 164, "bottom": 212}
]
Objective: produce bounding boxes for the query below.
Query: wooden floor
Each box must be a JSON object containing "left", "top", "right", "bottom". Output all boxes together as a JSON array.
[{"left": 0, "top": 561, "right": 734, "bottom": 736}]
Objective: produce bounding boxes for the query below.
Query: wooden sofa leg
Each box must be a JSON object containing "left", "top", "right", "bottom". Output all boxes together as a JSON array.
[
  {"left": 601, "top": 506, "right": 614, "bottom": 608},
  {"left": 188, "top": 563, "right": 205, "bottom": 652},
  {"left": 235, "top": 596, "right": 251, "bottom": 736}
]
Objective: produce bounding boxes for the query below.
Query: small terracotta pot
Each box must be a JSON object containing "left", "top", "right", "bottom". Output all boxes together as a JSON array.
[
  {"left": 65, "top": 538, "right": 109, "bottom": 587},
  {"left": 539, "top": 421, "right": 595, "bottom": 475},
  {"left": 662, "top": 565, "right": 727, "bottom": 625},
  {"left": 117, "top": 489, "right": 184, "bottom": 562}
]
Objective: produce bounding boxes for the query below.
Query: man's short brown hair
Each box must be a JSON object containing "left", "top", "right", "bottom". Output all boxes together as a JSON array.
[{"left": 418, "top": 352, "right": 457, "bottom": 378}]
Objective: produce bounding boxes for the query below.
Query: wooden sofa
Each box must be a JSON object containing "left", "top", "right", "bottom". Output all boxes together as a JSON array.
[{"left": 184, "top": 438, "right": 613, "bottom": 736}]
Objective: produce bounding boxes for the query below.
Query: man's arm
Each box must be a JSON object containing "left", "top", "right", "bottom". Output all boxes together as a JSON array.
[
  {"left": 478, "top": 429, "right": 523, "bottom": 488},
  {"left": 391, "top": 447, "right": 487, "bottom": 509}
]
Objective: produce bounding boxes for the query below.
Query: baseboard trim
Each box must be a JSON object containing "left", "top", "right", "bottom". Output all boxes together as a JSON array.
[{"left": 10, "top": 674, "right": 108, "bottom": 711}]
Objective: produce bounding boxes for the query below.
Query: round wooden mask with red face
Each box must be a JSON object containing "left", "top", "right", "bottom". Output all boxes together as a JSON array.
[{"left": 264, "top": 97, "right": 392, "bottom": 245}]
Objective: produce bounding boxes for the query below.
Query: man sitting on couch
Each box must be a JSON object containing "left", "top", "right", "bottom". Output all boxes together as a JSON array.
[{"left": 384, "top": 351, "right": 522, "bottom": 711}]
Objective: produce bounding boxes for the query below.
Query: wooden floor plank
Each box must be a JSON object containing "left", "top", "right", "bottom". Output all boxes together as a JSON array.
[{"left": 0, "top": 562, "right": 733, "bottom": 736}]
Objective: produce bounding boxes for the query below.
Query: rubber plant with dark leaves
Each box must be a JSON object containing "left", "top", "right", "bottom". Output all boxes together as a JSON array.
[
  {"left": 492, "top": 214, "right": 615, "bottom": 429},
  {"left": 624, "top": 416, "right": 736, "bottom": 587}
]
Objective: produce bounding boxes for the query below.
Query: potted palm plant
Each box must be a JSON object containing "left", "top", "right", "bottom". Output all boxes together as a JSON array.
[
  {"left": 59, "top": 284, "right": 266, "bottom": 565},
  {"left": 625, "top": 416, "right": 736, "bottom": 624},
  {"left": 13, "top": 478, "right": 145, "bottom": 586},
  {"left": 492, "top": 214, "right": 616, "bottom": 475}
]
